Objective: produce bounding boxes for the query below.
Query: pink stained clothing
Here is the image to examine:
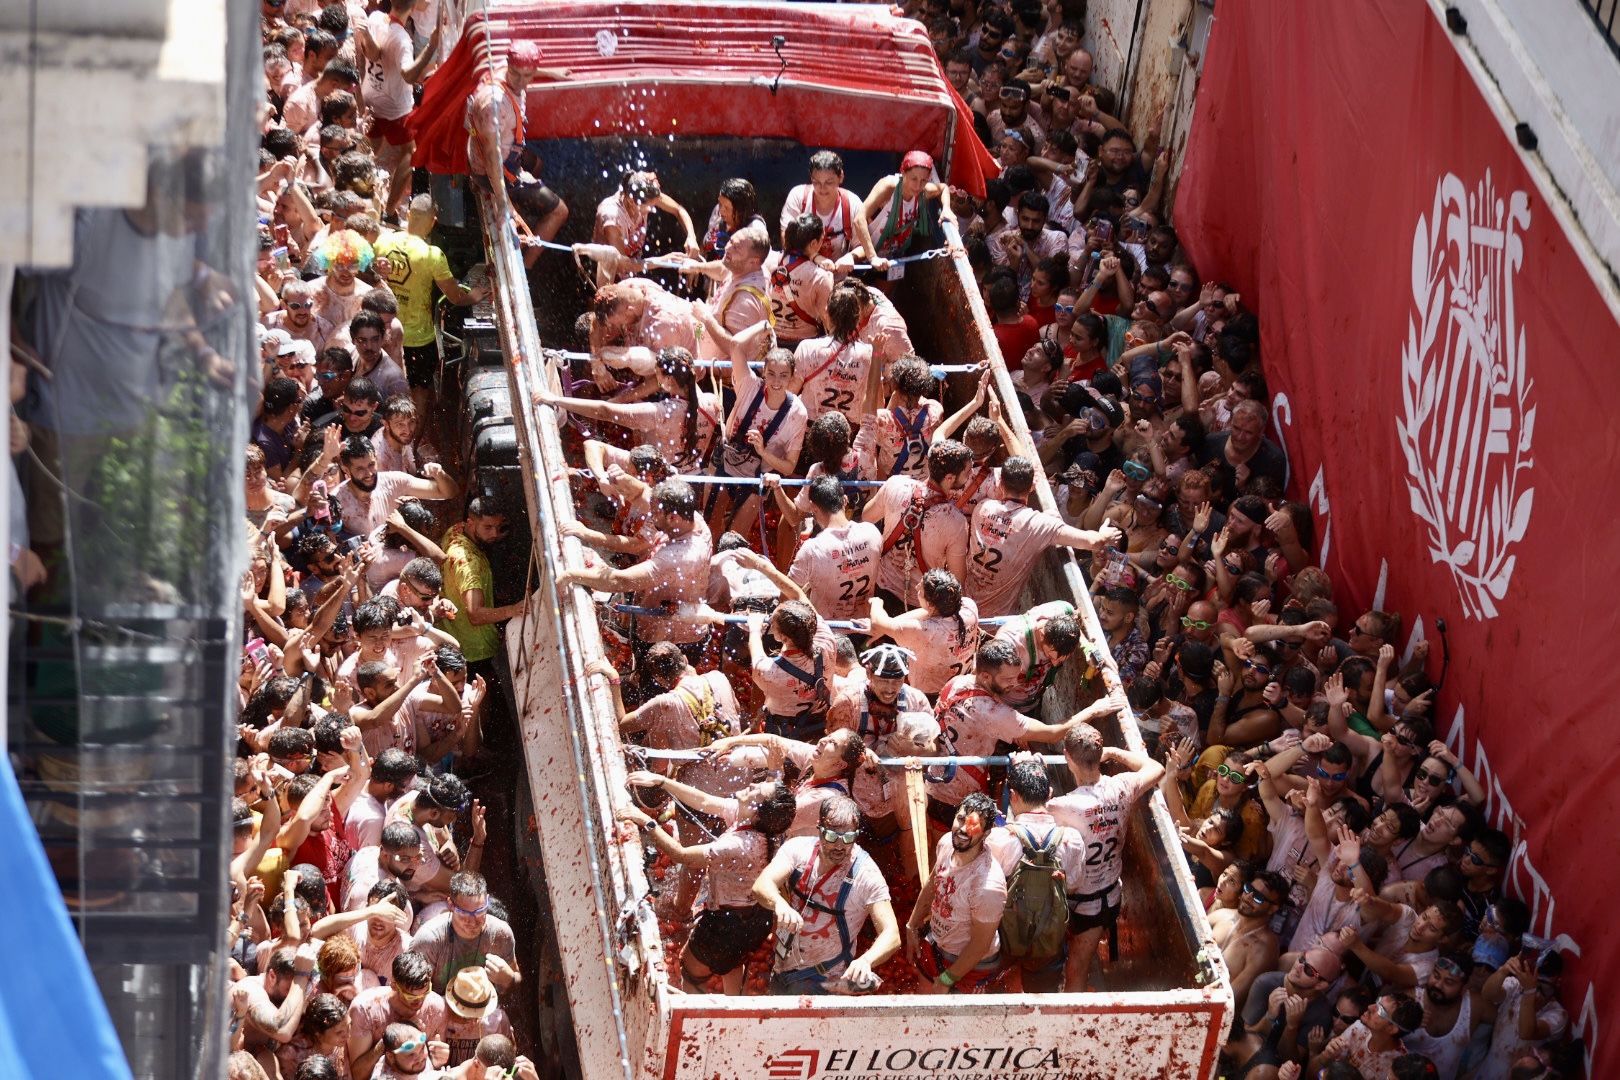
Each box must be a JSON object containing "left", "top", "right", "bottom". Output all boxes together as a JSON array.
[
  {"left": 611, "top": 392, "right": 722, "bottom": 471},
  {"left": 793, "top": 335, "right": 873, "bottom": 424},
  {"left": 792, "top": 453, "right": 868, "bottom": 518},
  {"left": 855, "top": 288, "right": 915, "bottom": 368},
  {"left": 349, "top": 920, "right": 409, "bottom": 990},
  {"left": 342, "top": 790, "right": 391, "bottom": 854},
  {"left": 624, "top": 670, "right": 740, "bottom": 753},
  {"left": 637, "top": 518, "right": 714, "bottom": 645},
  {"left": 781, "top": 741, "right": 854, "bottom": 839},
  {"left": 1047, "top": 772, "right": 1140, "bottom": 901},
  {"left": 704, "top": 268, "right": 770, "bottom": 355},
  {"left": 334, "top": 469, "right": 418, "bottom": 534},
  {"left": 863, "top": 399, "right": 943, "bottom": 480},
  {"left": 770, "top": 836, "right": 890, "bottom": 974},
  {"left": 442, "top": 1005, "right": 513, "bottom": 1067},
  {"left": 987, "top": 811, "right": 1088, "bottom": 884},
  {"left": 701, "top": 802, "right": 773, "bottom": 910},
  {"left": 780, "top": 183, "right": 865, "bottom": 261},
  {"left": 1287, "top": 861, "right": 1363, "bottom": 954},
  {"left": 1331, "top": 1022, "right": 1408, "bottom": 1080},
  {"left": 263, "top": 308, "right": 336, "bottom": 354},
  {"left": 762, "top": 251, "right": 834, "bottom": 342},
  {"left": 719, "top": 360, "right": 808, "bottom": 478},
  {"left": 990, "top": 600, "right": 1077, "bottom": 709},
  {"left": 788, "top": 520, "right": 883, "bottom": 621},
  {"left": 630, "top": 281, "right": 700, "bottom": 354},
  {"left": 929, "top": 675, "right": 1043, "bottom": 806},
  {"left": 593, "top": 193, "right": 651, "bottom": 258},
  {"left": 964, "top": 497, "right": 1074, "bottom": 618},
  {"left": 277, "top": 1034, "right": 352, "bottom": 1080},
  {"left": 401, "top": 681, "right": 471, "bottom": 756},
  {"left": 371, "top": 431, "right": 418, "bottom": 476},
  {"left": 310, "top": 275, "right": 372, "bottom": 331},
  {"left": 884, "top": 597, "right": 980, "bottom": 696},
  {"left": 347, "top": 986, "right": 447, "bottom": 1056},
  {"left": 752, "top": 631, "right": 837, "bottom": 719},
  {"left": 926, "top": 833, "right": 1007, "bottom": 957},
  {"left": 282, "top": 80, "right": 321, "bottom": 134},
  {"left": 954, "top": 464, "right": 1002, "bottom": 519},
  {"left": 868, "top": 475, "right": 969, "bottom": 607},
  {"left": 363, "top": 11, "right": 416, "bottom": 120}
]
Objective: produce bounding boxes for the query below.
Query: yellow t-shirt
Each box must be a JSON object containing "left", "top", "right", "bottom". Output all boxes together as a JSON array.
[{"left": 375, "top": 232, "right": 453, "bottom": 347}]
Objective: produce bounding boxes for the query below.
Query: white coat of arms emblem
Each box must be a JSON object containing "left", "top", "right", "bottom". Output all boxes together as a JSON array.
[{"left": 1396, "top": 172, "right": 1535, "bottom": 619}]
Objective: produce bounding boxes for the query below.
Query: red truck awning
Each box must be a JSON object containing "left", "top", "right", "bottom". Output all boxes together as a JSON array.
[{"left": 411, "top": 2, "right": 998, "bottom": 196}]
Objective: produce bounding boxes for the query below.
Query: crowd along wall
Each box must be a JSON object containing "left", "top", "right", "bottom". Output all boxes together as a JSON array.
[{"left": 1174, "top": 0, "right": 1620, "bottom": 1071}]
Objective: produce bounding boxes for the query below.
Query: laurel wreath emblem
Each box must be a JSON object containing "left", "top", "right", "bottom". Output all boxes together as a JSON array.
[{"left": 1395, "top": 172, "right": 1536, "bottom": 620}]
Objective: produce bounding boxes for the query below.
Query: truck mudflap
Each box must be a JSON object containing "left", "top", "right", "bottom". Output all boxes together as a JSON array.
[{"left": 653, "top": 990, "right": 1228, "bottom": 1080}]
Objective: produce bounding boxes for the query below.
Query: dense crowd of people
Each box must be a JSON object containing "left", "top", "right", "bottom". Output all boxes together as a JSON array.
[{"left": 162, "top": 0, "right": 1581, "bottom": 1078}]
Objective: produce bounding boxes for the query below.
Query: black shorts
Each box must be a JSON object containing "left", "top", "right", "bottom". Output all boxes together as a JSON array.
[
  {"left": 684, "top": 905, "right": 773, "bottom": 974},
  {"left": 1067, "top": 891, "right": 1122, "bottom": 935},
  {"left": 404, "top": 342, "right": 440, "bottom": 389}
]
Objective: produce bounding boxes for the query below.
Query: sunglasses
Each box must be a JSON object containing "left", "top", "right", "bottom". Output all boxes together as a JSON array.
[
  {"left": 1122, "top": 461, "right": 1152, "bottom": 482},
  {"left": 452, "top": 899, "right": 491, "bottom": 917},
  {"left": 1139, "top": 297, "right": 1162, "bottom": 317},
  {"left": 1298, "top": 958, "right": 1324, "bottom": 981},
  {"left": 1215, "top": 764, "right": 1252, "bottom": 783},
  {"left": 1159, "top": 540, "right": 1180, "bottom": 556},
  {"left": 1314, "top": 766, "right": 1349, "bottom": 783},
  {"left": 999, "top": 88, "right": 1027, "bottom": 101},
  {"left": 1048, "top": 85, "right": 1071, "bottom": 101},
  {"left": 1395, "top": 731, "right": 1421, "bottom": 749},
  {"left": 396, "top": 984, "right": 430, "bottom": 1004},
  {"left": 1180, "top": 616, "right": 1211, "bottom": 630},
  {"left": 285, "top": 300, "right": 313, "bottom": 310},
  {"left": 1241, "top": 659, "right": 1272, "bottom": 676},
  {"left": 820, "top": 827, "right": 860, "bottom": 844},
  {"left": 1242, "top": 883, "right": 1278, "bottom": 904},
  {"left": 1053, "top": 303, "right": 1075, "bottom": 315},
  {"left": 393, "top": 1033, "right": 426, "bottom": 1053},
  {"left": 1414, "top": 767, "right": 1449, "bottom": 786},
  {"left": 1434, "top": 957, "right": 1467, "bottom": 979},
  {"left": 317, "top": 370, "right": 342, "bottom": 381},
  {"left": 1334, "top": 1010, "right": 1360, "bottom": 1025},
  {"left": 1463, "top": 848, "right": 1496, "bottom": 867}
]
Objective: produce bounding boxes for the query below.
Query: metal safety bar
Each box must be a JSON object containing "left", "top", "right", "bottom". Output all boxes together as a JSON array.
[
  {"left": 631, "top": 748, "right": 1066, "bottom": 767},
  {"left": 608, "top": 602, "right": 1012, "bottom": 629}
]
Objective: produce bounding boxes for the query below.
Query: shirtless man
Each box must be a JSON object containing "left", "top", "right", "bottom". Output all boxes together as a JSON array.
[
  {"left": 592, "top": 170, "right": 701, "bottom": 269},
  {"left": 1209, "top": 869, "right": 1286, "bottom": 1008},
  {"left": 965, "top": 456, "right": 1121, "bottom": 618}
]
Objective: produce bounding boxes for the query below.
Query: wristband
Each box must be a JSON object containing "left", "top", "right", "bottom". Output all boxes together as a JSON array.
[{"left": 937, "top": 970, "right": 958, "bottom": 988}]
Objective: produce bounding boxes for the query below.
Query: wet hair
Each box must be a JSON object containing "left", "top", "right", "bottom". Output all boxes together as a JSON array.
[
  {"left": 621, "top": 170, "right": 661, "bottom": 203},
  {"left": 807, "top": 474, "right": 847, "bottom": 515},
  {"left": 807, "top": 150, "right": 844, "bottom": 176},
  {"left": 449, "top": 871, "right": 488, "bottom": 902},
  {"left": 988, "top": 276, "right": 1020, "bottom": 317},
  {"left": 751, "top": 782, "right": 798, "bottom": 844},
  {"left": 368, "top": 878, "right": 411, "bottom": 909},
  {"left": 295, "top": 1056, "right": 341, "bottom": 1080},
  {"left": 826, "top": 287, "right": 862, "bottom": 342},
  {"left": 771, "top": 599, "right": 819, "bottom": 654},
  {"left": 1206, "top": 808, "right": 1244, "bottom": 849},
  {"left": 656, "top": 347, "right": 701, "bottom": 454},
  {"left": 380, "top": 821, "right": 420, "bottom": 851},
  {"left": 717, "top": 177, "right": 758, "bottom": 227},
  {"left": 301, "top": 992, "right": 349, "bottom": 1038},
  {"left": 1000, "top": 456, "right": 1035, "bottom": 496},
  {"left": 716, "top": 531, "right": 752, "bottom": 553},
  {"left": 242, "top": 676, "right": 302, "bottom": 730},
  {"left": 344, "top": 376, "right": 381, "bottom": 406},
  {"left": 400, "top": 557, "right": 442, "bottom": 594},
  {"left": 474, "top": 1036, "right": 518, "bottom": 1070},
  {"left": 643, "top": 641, "right": 687, "bottom": 686},
  {"left": 349, "top": 310, "right": 386, "bottom": 341},
  {"left": 262, "top": 376, "right": 302, "bottom": 416},
  {"left": 355, "top": 661, "right": 393, "bottom": 696},
  {"left": 889, "top": 355, "right": 936, "bottom": 400},
  {"left": 783, "top": 213, "right": 825, "bottom": 254},
  {"left": 957, "top": 792, "right": 998, "bottom": 834},
  {"left": 338, "top": 434, "right": 374, "bottom": 465},
  {"left": 1006, "top": 760, "right": 1052, "bottom": 804},
  {"left": 652, "top": 479, "right": 698, "bottom": 520},
  {"left": 390, "top": 951, "right": 431, "bottom": 990},
  {"left": 921, "top": 568, "right": 970, "bottom": 654},
  {"left": 351, "top": 598, "right": 392, "bottom": 636},
  {"left": 372, "top": 748, "right": 420, "bottom": 789},
  {"left": 977, "top": 637, "right": 1020, "bottom": 672},
  {"left": 807, "top": 411, "right": 852, "bottom": 470},
  {"left": 1042, "top": 613, "right": 1081, "bottom": 657},
  {"left": 818, "top": 794, "right": 861, "bottom": 832},
  {"left": 926, "top": 439, "right": 973, "bottom": 485},
  {"left": 628, "top": 443, "right": 674, "bottom": 481},
  {"left": 268, "top": 727, "right": 316, "bottom": 760},
  {"left": 420, "top": 772, "right": 470, "bottom": 814},
  {"left": 1063, "top": 722, "right": 1105, "bottom": 767}
]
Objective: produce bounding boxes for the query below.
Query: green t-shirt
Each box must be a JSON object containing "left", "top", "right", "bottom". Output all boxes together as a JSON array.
[{"left": 375, "top": 232, "right": 452, "bottom": 347}]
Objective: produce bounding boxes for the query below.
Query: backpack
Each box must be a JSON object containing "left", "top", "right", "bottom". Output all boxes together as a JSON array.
[{"left": 999, "top": 825, "right": 1069, "bottom": 962}]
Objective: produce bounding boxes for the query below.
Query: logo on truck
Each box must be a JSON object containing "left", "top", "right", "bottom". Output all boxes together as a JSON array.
[
  {"left": 765, "top": 1044, "right": 1064, "bottom": 1079},
  {"left": 1397, "top": 170, "right": 1535, "bottom": 620}
]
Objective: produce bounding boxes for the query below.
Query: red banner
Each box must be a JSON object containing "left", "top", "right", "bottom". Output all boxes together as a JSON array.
[{"left": 1176, "top": 0, "right": 1619, "bottom": 1068}]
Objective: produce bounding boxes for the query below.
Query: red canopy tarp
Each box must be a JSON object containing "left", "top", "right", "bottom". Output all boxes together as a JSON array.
[
  {"left": 410, "top": 2, "right": 997, "bottom": 195},
  {"left": 1177, "top": 1, "right": 1619, "bottom": 1067}
]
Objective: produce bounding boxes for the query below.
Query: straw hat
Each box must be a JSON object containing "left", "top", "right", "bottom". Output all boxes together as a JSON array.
[{"left": 445, "top": 966, "right": 498, "bottom": 1020}]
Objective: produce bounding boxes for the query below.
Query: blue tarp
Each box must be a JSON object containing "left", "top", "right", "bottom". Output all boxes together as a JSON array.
[{"left": 0, "top": 760, "right": 132, "bottom": 1079}]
